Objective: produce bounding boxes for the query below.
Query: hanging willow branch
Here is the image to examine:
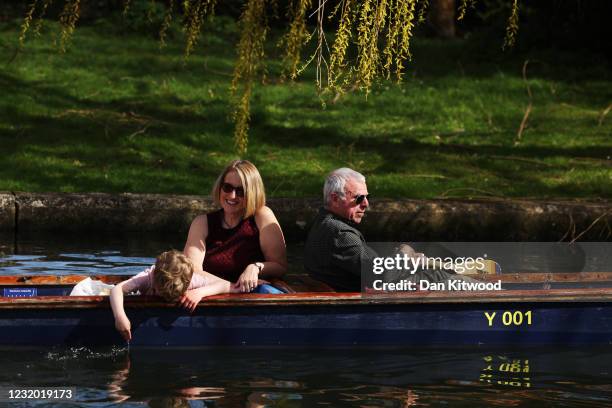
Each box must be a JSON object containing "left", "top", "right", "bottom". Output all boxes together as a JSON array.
[
  {"left": 183, "top": 0, "right": 216, "bottom": 59},
  {"left": 390, "top": 0, "right": 417, "bottom": 82},
  {"left": 231, "top": 0, "right": 268, "bottom": 154},
  {"left": 58, "top": 0, "right": 81, "bottom": 52},
  {"left": 416, "top": 0, "right": 429, "bottom": 23},
  {"left": 19, "top": 0, "right": 522, "bottom": 154},
  {"left": 33, "top": 0, "right": 54, "bottom": 36},
  {"left": 19, "top": 1, "right": 39, "bottom": 46},
  {"left": 159, "top": 0, "right": 175, "bottom": 49},
  {"left": 281, "top": 0, "right": 312, "bottom": 80},
  {"left": 457, "top": 0, "right": 475, "bottom": 21},
  {"left": 328, "top": 0, "right": 353, "bottom": 91},
  {"left": 503, "top": 0, "right": 520, "bottom": 49}
]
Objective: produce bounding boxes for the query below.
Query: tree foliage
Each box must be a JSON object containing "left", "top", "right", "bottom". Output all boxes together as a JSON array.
[{"left": 18, "top": 0, "right": 521, "bottom": 154}]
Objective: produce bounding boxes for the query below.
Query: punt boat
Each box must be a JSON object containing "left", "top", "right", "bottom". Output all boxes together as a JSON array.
[{"left": 1, "top": 273, "right": 611, "bottom": 348}]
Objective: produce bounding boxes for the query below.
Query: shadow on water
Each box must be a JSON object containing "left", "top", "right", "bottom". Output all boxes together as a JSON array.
[{"left": 0, "top": 347, "right": 611, "bottom": 407}]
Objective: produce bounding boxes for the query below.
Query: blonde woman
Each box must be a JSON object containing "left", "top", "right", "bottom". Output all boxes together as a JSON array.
[{"left": 181, "top": 160, "right": 287, "bottom": 307}]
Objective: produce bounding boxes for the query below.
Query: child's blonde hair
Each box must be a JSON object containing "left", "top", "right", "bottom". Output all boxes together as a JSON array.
[{"left": 153, "top": 250, "right": 194, "bottom": 301}]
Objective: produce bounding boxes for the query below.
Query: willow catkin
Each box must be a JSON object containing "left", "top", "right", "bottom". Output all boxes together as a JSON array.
[
  {"left": 394, "top": 0, "right": 417, "bottom": 82},
  {"left": 383, "top": 0, "right": 400, "bottom": 79},
  {"left": 159, "top": 0, "right": 175, "bottom": 49},
  {"left": 58, "top": 0, "right": 81, "bottom": 52},
  {"left": 329, "top": 0, "right": 354, "bottom": 90},
  {"left": 503, "top": 0, "right": 520, "bottom": 49},
  {"left": 19, "top": 0, "right": 39, "bottom": 46},
  {"left": 356, "top": 0, "right": 376, "bottom": 92},
  {"left": 184, "top": 0, "right": 217, "bottom": 59},
  {"left": 232, "top": 0, "right": 267, "bottom": 154},
  {"left": 417, "top": 0, "right": 429, "bottom": 24},
  {"left": 457, "top": 0, "right": 474, "bottom": 21},
  {"left": 281, "top": 0, "right": 312, "bottom": 80},
  {"left": 33, "top": 0, "right": 54, "bottom": 37},
  {"left": 367, "top": 0, "right": 389, "bottom": 83}
]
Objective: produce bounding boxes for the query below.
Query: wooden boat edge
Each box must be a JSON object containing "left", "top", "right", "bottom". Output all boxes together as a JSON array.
[{"left": 2, "top": 288, "right": 612, "bottom": 309}]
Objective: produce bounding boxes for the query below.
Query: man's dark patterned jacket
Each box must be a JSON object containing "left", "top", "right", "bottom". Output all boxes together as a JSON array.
[{"left": 303, "top": 208, "right": 377, "bottom": 292}]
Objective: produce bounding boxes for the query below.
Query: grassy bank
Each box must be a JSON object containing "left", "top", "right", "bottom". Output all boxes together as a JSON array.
[{"left": 0, "top": 17, "right": 610, "bottom": 199}]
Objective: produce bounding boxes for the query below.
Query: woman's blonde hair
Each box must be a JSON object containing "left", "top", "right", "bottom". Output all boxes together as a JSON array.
[
  {"left": 153, "top": 250, "right": 194, "bottom": 301},
  {"left": 212, "top": 160, "right": 266, "bottom": 219}
]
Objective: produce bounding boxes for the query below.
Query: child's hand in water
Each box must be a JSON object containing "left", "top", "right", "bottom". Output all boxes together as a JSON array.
[{"left": 115, "top": 315, "right": 132, "bottom": 342}]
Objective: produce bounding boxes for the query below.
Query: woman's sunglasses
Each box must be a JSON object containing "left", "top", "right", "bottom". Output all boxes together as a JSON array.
[{"left": 221, "top": 182, "right": 244, "bottom": 197}]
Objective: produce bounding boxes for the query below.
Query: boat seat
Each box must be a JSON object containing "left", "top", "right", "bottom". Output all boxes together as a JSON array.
[{"left": 284, "top": 274, "right": 337, "bottom": 293}]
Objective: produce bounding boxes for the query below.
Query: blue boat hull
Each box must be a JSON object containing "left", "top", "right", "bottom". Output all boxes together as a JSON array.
[{"left": 1, "top": 300, "right": 611, "bottom": 347}]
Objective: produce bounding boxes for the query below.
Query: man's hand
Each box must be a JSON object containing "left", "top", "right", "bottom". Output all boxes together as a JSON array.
[
  {"left": 234, "top": 264, "right": 260, "bottom": 293},
  {"left": 397, "top": 244, "right": 424, "bottom": 260},
  {"left": 114, "top": 315, "right": 132, "bottom": 342},
  {"left": 179, "top": 289, "right": 204, "bottom": 313}
]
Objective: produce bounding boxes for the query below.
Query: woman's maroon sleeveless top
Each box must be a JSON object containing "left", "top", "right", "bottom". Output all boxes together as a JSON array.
[{"left": 203, "top": 209, "right": 265, "bottom": 282}]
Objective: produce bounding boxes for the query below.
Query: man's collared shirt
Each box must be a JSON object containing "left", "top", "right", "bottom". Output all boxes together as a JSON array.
[{"left": 303, "top": 207, "right": 377, "bottom": 292}]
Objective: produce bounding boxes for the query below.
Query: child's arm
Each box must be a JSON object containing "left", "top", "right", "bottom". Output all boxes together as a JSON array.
[
  {"left": 110, "top": 281, "right": 133, "bottom": 342},
  {"left": 109, "top": 268, "right": 153, "bottom": 341},
  {"left": 179, "top": 273, "right": 238, "bottom": 313}
]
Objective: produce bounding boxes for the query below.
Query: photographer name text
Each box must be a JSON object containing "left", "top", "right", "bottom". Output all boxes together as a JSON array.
[{"left": 372, "top": 279, "right": 502, "bottom": 291}]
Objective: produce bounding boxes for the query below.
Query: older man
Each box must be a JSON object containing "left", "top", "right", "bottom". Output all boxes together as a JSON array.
[
  {"left": 304, "top": 168, "right": 475, "bottom": 292},
  {"left": 303, "top": 168, "right": 377, "bottom": 291}
]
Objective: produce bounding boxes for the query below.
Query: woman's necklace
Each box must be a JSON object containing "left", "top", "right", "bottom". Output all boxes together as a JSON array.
[{"left": 222, "top": 216, "right": 240, "bottom": 229}]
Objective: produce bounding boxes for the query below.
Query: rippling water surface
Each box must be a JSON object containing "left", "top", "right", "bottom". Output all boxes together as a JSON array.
[
  {"left": 0, "top": 233, "right": 307, "bottom": 276},
  {"left": 0, "top": 234, "right": 611, "bottom": 407},
  {"left": 1, "top": 348, "right": 611, "bottom": 407}
]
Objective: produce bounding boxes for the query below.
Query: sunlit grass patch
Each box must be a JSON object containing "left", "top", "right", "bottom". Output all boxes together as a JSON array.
[{"left": 0, "top": 17, "right": 610, "bottom": 199}]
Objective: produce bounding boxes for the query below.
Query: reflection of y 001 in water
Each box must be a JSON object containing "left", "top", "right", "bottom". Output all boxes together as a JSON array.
[{"left": 479, "top": 355, "right": 531, "bottom": 388}]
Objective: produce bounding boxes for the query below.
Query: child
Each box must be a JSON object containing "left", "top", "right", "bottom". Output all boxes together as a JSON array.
[{"left": 110, "top": 250, "right": 239, "bottom": 341}]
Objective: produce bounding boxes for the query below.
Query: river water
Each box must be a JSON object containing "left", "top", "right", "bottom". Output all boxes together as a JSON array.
[
  {"left": 0, "top": 234, "right": 611, "bottom": 407},
  {"left": 1, "top": 347, "right": 611, "bottom": 407}
]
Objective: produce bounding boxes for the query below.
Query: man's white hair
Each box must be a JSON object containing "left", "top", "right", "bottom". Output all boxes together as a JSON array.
[{"left": 323, "top": 168, "right": 366, "bottom": 207}]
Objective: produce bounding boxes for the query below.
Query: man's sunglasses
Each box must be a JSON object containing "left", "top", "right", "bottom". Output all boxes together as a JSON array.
[
  {"left": 344, "top": 193, "right": 370, "bottom": 205},
  {"left": 351, "top": 194, "right": 370, "bottom": 205},
  {"left": 221, "top": 182, "right": 244, "bottom": 197}
]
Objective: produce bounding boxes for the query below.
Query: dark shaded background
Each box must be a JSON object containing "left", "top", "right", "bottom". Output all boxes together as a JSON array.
[{"left": 1, "top": 0, "right": 610, "bottom": 58}]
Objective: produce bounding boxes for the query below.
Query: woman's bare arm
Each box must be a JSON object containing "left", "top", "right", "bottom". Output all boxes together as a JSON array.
[
  {"left": 254, "top": 206, "right": 288, "bottom": 279},
  {"left": 183, "top": 214, "right": 208, "bottom": 274}
]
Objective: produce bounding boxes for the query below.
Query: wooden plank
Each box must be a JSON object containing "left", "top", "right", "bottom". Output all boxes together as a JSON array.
[
  {"left": 1, "top": 288, "right": 612, "bottom": 309},
  {"left": 0, "top": 275, "right": 126, "bottom": 285},
  {"left": 4, "top": 272, "right": 611, "bottom": 288}
]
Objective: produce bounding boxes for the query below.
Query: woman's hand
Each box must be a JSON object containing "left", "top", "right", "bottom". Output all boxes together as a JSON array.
[
  {"left": 179, "top": 289, "right": 204, "bottom": 313},
  {"left": 234, "top": 264, "right": 260, "bottom": 292},
  {"left": 114, "top": 315, "right": 132, "bottom": 342}
]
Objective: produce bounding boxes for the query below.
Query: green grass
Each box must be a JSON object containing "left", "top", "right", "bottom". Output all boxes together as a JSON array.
[{"left": 0, "top": 17, "right": 610, "bottom": 199}]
